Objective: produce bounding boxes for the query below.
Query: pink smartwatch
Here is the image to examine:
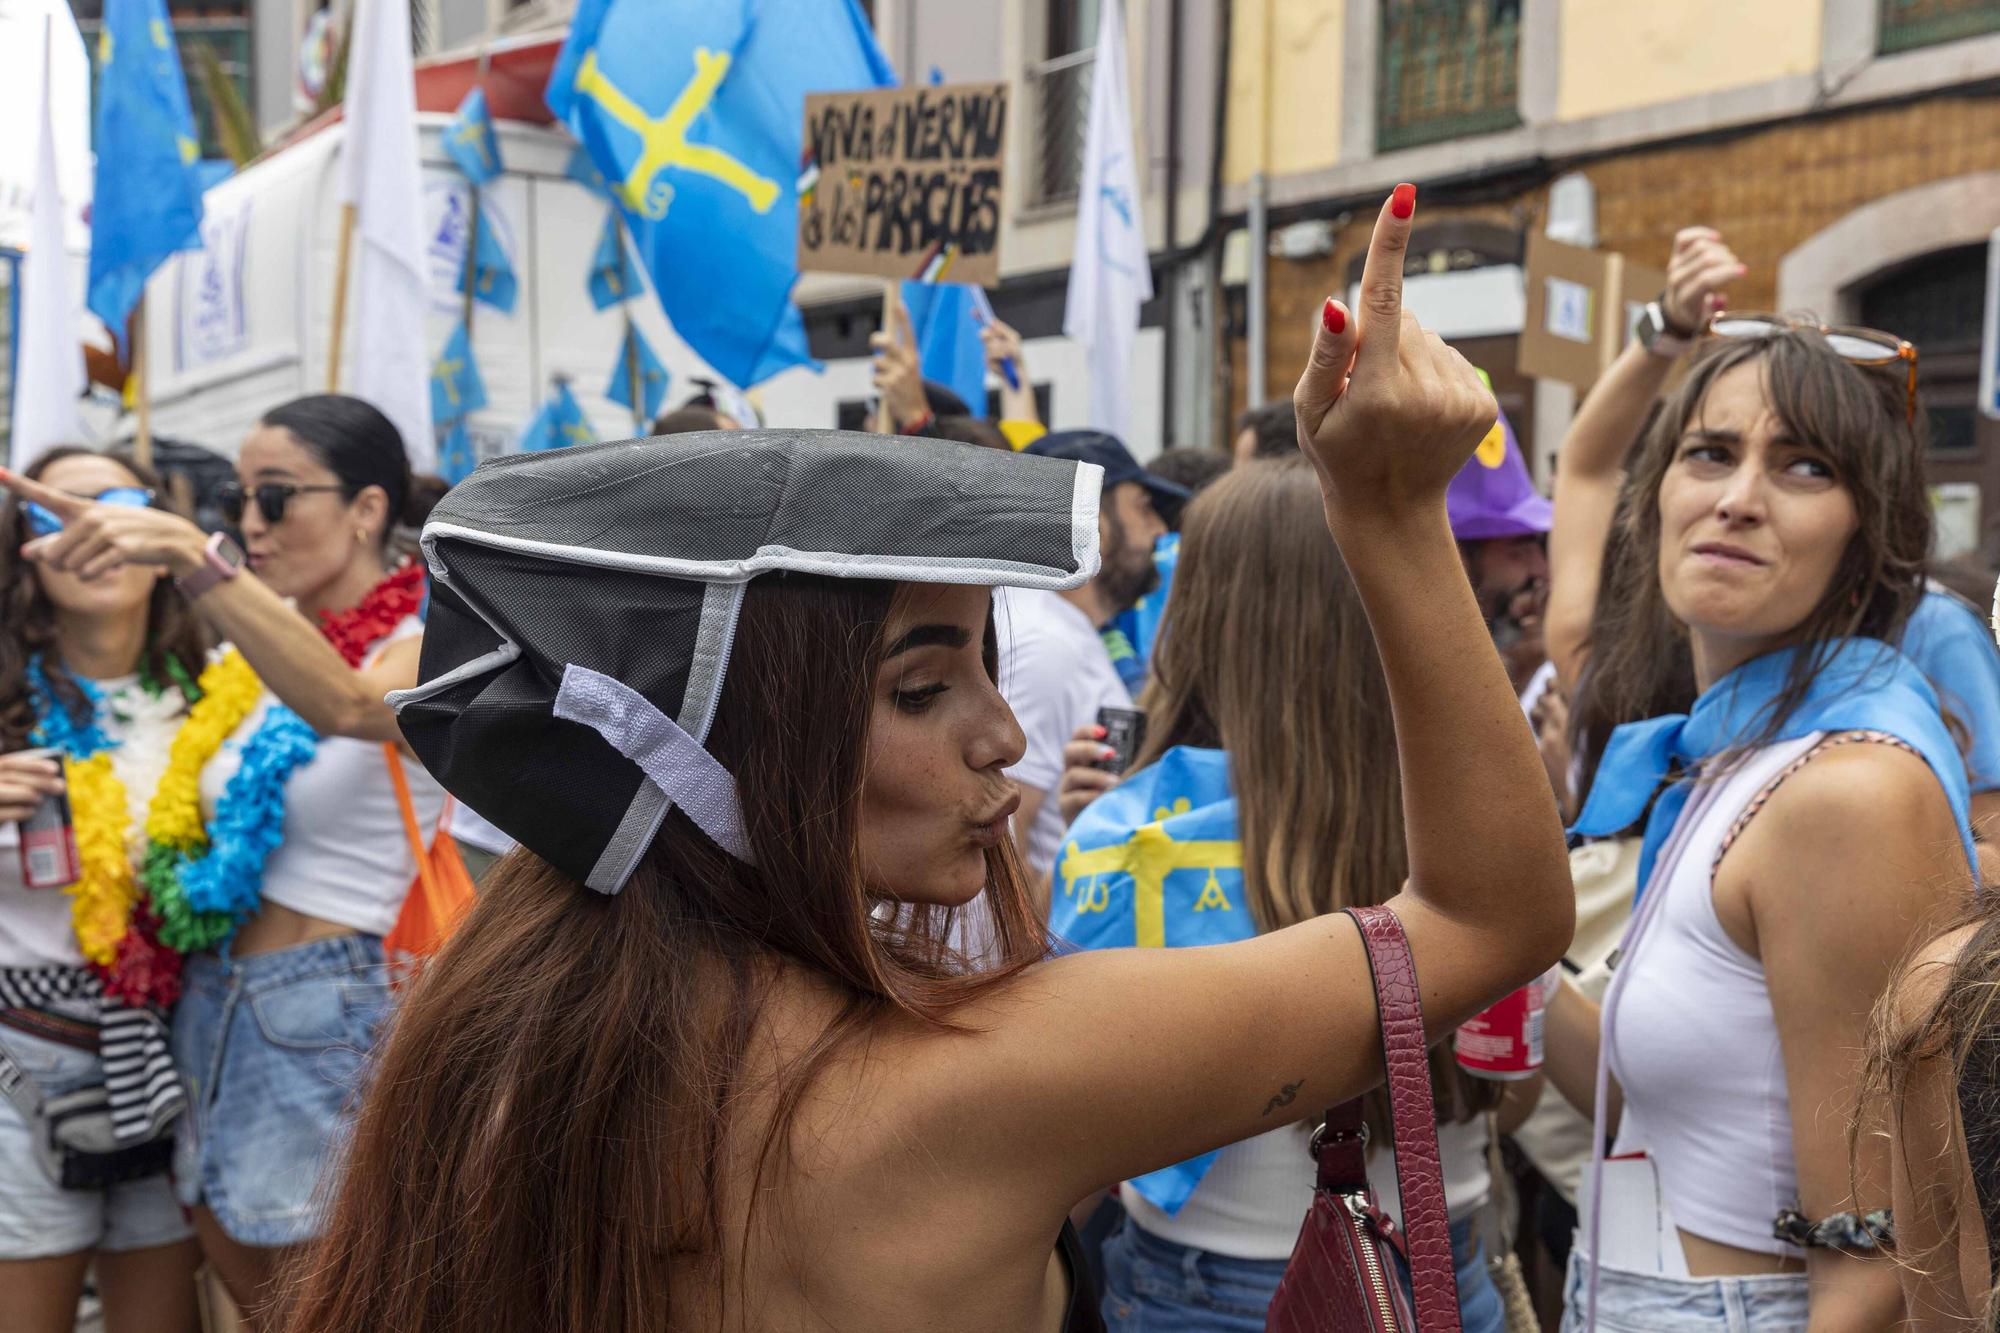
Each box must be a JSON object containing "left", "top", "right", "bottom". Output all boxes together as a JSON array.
[{"left": 174, "top": 531, "right": 246, "bottom": 598}]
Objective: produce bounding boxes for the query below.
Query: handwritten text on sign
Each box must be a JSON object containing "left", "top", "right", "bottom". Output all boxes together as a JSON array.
[{"left": 798, "top": 82, "right": 1008, "bottom": 287}]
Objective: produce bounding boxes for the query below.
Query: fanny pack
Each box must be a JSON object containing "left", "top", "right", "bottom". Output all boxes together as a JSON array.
[{"left": 0, "top": 1027, "right": 173, "bottom": 1191}]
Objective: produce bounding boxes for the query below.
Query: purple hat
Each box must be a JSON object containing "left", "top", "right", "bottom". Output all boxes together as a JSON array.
[{"left": 1447, "top": 403, "right": 1551, "bottom": 542}]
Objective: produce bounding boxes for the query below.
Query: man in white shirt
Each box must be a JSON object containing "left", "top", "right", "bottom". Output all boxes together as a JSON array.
[{"left": 1000, "top": 432, "right": 1186, "bottom": 878}]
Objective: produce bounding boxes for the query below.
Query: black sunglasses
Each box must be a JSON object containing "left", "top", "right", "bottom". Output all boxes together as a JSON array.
[{"left": 218, "top": 481, "right": 347, "bottom": 526}]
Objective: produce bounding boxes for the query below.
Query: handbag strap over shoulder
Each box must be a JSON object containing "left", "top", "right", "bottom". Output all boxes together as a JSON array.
[{"left": 1318, "top": 904, "right": 1459, "bottom": 1331}]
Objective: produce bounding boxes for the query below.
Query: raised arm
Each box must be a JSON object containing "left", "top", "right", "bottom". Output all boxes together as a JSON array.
[
  {"left": 0, "top": 467, "right": 412, "bottom": 742},
  {"left": 940, "top": 187, "right": 1573, "bottom": 1219},
  {"left": 1544, "top": 228, "right": 1742, "bottom": 690}
]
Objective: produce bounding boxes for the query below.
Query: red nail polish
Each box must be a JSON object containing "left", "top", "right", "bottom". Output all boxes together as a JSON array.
[
  {"left": 1322, "top": 299, "right": 1345, "bottom": 335},
  {"left": 1390, "top": 182, "right": 1416, "bottom": 219},
  {"left": 1093, "top": 726, "right": 1108, "bottom": 739},
  {"left": 1102, "top": 747, "right": 1118, "bottom": 761}
]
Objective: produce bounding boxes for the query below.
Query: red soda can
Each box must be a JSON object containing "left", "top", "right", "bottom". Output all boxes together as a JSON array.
[
  {"left": 1454, "top": 967, "right": 1557, "bottom": 1080},
  {"left": 15, "top": 748, "right": 80, "bottom": 890}
]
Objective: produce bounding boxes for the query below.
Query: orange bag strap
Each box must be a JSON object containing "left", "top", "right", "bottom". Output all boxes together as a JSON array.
[{"left": 383, "top": 744, "right": 443, "bottom": 911}]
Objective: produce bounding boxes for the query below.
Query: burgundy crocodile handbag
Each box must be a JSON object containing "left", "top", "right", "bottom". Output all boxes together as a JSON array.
[{"left": 1265, "top": 905, "right": 1463, "bottom": 1333}]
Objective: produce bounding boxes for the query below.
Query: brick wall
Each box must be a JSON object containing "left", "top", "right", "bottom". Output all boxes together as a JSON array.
[{"left": 1237, "top": 91, "right": 2000, "bottom": 423}]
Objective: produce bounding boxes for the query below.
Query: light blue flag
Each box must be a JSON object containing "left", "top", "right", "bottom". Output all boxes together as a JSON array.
[
  {"left": 587, "top": 211, "right": 642, "bottom": 310},
  {"left": 429, "top": 320, "right": 487, "bottom": 423},
  {"left": 1050, "top": 746, "right": 1249, "bottom": 1216},
  {"left": 901, "top": 281, "right": 987, "bottom": 418},
  {"left": 519, "top": 382, "right": 594, "bottom": 453},
  {"left": 564, "top": 145, "right": 612, "bottom": 199},
  {"left": 438, "top": 419, "right": 478, "bottom": 485},
  {"left": 87, "top": 0, "right": 206, "bottom": 346},
  {"left": 545, "top": 0, "right": 894, "bottom": 387},
  {"left": 606, "top": 324, "right": 670, "bottom": 420},
  {"left": 457, "top": 206, "right": 518, "bottom": 313},
  {"left": 444, "top": 87, "right": 504, "bottom": 184}
]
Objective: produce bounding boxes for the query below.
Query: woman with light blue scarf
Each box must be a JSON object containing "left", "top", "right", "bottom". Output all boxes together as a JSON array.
[{"left": 1539, "top": 324, "right": 1978, "bottom": 1330}]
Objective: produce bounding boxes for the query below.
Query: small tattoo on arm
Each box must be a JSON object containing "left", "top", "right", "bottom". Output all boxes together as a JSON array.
[{"left": 1261, "top": 1078, "right": 1305, "bottom": 1117}]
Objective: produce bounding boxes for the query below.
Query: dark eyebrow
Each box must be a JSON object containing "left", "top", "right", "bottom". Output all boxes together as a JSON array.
[
  {"left": 1682, "top": 428, "right": 1740, "bottom": 444},
  {"left": 885, "top": 624, "right": 972, "bottom": 658}
]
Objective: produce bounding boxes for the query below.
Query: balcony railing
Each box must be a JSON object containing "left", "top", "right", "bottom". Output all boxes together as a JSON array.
[
  {"left": 1026, "top": 47, "right": 1095, "bottom": 207},
  {"left": 1879, "top": 0, "right": 2000, "bottom": 54},
  {"left": 1377, "top": 0, "right": 1521, "bottom": 153}
]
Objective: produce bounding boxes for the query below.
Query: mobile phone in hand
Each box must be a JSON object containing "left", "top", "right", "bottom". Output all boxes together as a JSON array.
[{"left": 1095, "top": 707, "right": 1146, "bottom": 776}]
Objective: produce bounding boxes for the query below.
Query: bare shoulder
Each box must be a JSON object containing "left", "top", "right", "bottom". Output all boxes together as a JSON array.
[{"left": 1750, "top": 738, "right": 1956, "bottom": 866}]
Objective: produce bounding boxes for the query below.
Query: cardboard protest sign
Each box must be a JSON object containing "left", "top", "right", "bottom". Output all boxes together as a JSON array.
[
  {"left": 798, "top": 81, "right": 1008, "bottom": 286},
  {"left": 1519, "top": 233, "right": 1669, "bottom": 390}
]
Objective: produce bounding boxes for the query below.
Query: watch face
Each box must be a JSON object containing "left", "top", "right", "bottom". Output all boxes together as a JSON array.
[{"left": 214, "top": 534, "right": 247, "bottom": 571}]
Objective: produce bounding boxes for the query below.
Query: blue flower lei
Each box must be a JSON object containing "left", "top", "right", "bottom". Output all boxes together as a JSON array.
[
  {"left": 175, "top": 705, "right": 320, "bottom": 932},
  {"left": 27, "top": 655, "right": 114, "bottom": 758}
]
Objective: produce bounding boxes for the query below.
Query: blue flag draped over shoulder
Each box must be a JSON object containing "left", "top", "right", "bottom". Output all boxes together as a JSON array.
[
  {"left": 545, "top": 0, "right": 894, "bottom": 387},
  {"left": 1571, "top": 638, "right": 1977, "bottom": 897},
  {"left": 87, "top": 0, "right": 206, "bottom": 345},
  {"left": 1050, "top": 745, "right": 1249, "bottom": 1215},
  {"left": 444, "top": 86, "right": 504, "bottom": 184}
]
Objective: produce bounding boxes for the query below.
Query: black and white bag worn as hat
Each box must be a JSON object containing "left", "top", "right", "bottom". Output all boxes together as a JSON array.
[{"left": 389, "top": 430, "right": 1103, "bottom": 895}]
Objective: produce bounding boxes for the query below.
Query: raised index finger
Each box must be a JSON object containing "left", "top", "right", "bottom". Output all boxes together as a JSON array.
[
  {"left": 1353, "top": 183, "right": 1417, "bottom": 377},
  {"left": 0, "top": 467, "right": 86, "bottom": 518}
]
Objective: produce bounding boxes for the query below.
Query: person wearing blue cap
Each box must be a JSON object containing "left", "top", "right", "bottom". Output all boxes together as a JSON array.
[{"left": 1000, "top": 432, "right": 1190, "bottom": 883}]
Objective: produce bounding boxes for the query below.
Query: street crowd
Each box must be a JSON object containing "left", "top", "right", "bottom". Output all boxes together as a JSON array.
[{"left": 6, "top": 184, "right": 2000, "bottom": 1333}]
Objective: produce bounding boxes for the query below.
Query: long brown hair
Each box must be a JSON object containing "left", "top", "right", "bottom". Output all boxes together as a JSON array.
[
  {"left": 281, "top": 573, "right": 1050, "bottom": 1333},
  {"left": 1580, "top": 329, "right": 1931, "bottom": 795},
  {"left": 1, "top": 446, "right": 211, "bottom": 751},
  {"left": 1136, "top": 456, "right": 1493, "bottom": 1129}
]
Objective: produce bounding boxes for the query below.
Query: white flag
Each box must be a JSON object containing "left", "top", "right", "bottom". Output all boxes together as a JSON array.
[
  {"left": 1063, "top": 0, "right": 1151, "bottom": 444},
  {"left": 10, "top": 19, "right": 84, "bottom": 469},
  {"left": 336, "top": 0, "right": 434, "bottom": 473}
]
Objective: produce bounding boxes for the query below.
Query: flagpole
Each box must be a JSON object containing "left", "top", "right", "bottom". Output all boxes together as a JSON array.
[
  {"left": 326, "top": 202, "right": 356, "bottom": 389},
  {"left": 875, "top": 279, "right": 902, "bottom": 432},
  {"left": 614, "top": 212, "right": 644, "bottom": 432},
  {"left": 132, "top": 294, "right": 152, "bottom": 469},
  {"left": 459, "top": 44, "right": 492, "bottom": 336}
]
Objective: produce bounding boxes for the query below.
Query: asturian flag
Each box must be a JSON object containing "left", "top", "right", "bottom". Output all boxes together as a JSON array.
[
  {"left": 443, "top": 86, "right": 503, "bottom": 185},
  {"left": 587, "top": 210, "right": 641, "bottom": 310},
  {"left": 1062, "top": 0, "right": 1151, "bottom": 443},
  {"left": 545, "top": 0, "right": 894, "bottom": 387},
  {"left": 458, "top": 206, "right": 518, "bottom": 314},
  {"left": 1050, "top": 745, "right": 1247, "bottom": 1216},
  {"left": 438, "top": 419, "right": 477, "bottom": 485},
  {"left": 85, "top": 0, "right": 204, "bottom": 347},
  {"left": 519, "top": 381, "right": 593, "bottom": 453},
  {"left": 606, "top": 324, "right": 670, "bottom": 420},
  {"left": 429, "top": 319, "right": 487, "bottom": 422}
]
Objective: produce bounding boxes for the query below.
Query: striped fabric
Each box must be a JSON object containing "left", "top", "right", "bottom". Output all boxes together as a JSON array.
[{"left": 0, "top": 966, "right": 182, "bottom": 1143}]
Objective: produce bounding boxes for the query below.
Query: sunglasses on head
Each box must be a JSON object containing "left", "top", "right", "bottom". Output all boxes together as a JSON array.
[
  {"left": 22, "top": 486, "right": 155, "bottom": 539},
  {"left": 217, "top": 481, "right": 347, "bottom": 527},
  {"left": 1703, "top": 313, "right": 1919, "bottom": 421}
]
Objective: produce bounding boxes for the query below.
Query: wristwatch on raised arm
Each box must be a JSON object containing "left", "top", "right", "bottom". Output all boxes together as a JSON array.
[
  {"left": 174, "top": 531, "right": 246, "bottom": 599},
  {"left": 1636, "top": 300, "right": 1695, "bottom": 360}
]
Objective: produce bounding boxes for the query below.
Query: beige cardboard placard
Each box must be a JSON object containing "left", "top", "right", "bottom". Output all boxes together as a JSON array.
[
  {"left": 1519, "top": 233, "right": 1611, "bottom": 389},
  {"left": 798, "top": 81, "right": 1008, "bottom": 286}
]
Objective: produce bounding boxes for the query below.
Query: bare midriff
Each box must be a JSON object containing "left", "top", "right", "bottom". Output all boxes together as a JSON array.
[
  {"left": 1679, "top": 1229, "right": 1806, "bottom": 1278},
  {"left": 230, "top": 901, "right": 356, "bottom": 957}
]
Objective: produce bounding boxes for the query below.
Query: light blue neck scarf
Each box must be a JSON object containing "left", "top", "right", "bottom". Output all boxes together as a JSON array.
[{"left": 1570, "top": 638, "right": 1976, "bottom": 897}]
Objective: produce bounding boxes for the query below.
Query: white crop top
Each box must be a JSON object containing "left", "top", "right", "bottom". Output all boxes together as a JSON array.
[
  {"left": 1122, "top": 1114, "right": 1493, "bottom": 1260},
  {"left": 197, "top": 617, "right": 445, "bottom": 939},
  {"left": 1602, "top": 733, "right": 1823, "bottom": 1260}
]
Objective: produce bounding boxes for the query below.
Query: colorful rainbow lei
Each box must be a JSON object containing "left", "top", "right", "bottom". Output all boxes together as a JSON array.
[{"left": 30, "top": 560, "right": 427, "bottom": 979}]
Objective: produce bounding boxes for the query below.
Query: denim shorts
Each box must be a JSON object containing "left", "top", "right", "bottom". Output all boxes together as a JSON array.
[
  {"left": 0, "top": 1013, "right": 193, "bottom": 1259},
  {"left": 170, "top": 934, "right": 392, "bottom": 1247},
  {"left": 1098, "top": 1212, "right": 1505, "bottom": 1332},
  {"left": 1560, "top": 1247, "right": 1810, "bottom": 1331}
]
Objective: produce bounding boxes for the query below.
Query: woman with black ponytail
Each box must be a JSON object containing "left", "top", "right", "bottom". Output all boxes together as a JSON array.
[{"left": 2, "top": 394, "right": 451, "bottom": 1327}]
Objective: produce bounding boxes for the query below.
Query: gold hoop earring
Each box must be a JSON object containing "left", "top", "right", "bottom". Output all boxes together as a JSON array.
[{"left": 355, "top": 527, "right": 368, "bottom": 544}]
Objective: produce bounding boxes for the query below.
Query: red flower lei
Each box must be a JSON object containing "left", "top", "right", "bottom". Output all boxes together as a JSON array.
[{"left": 317, "top": 561, "right": 427, "bottom": 667}]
